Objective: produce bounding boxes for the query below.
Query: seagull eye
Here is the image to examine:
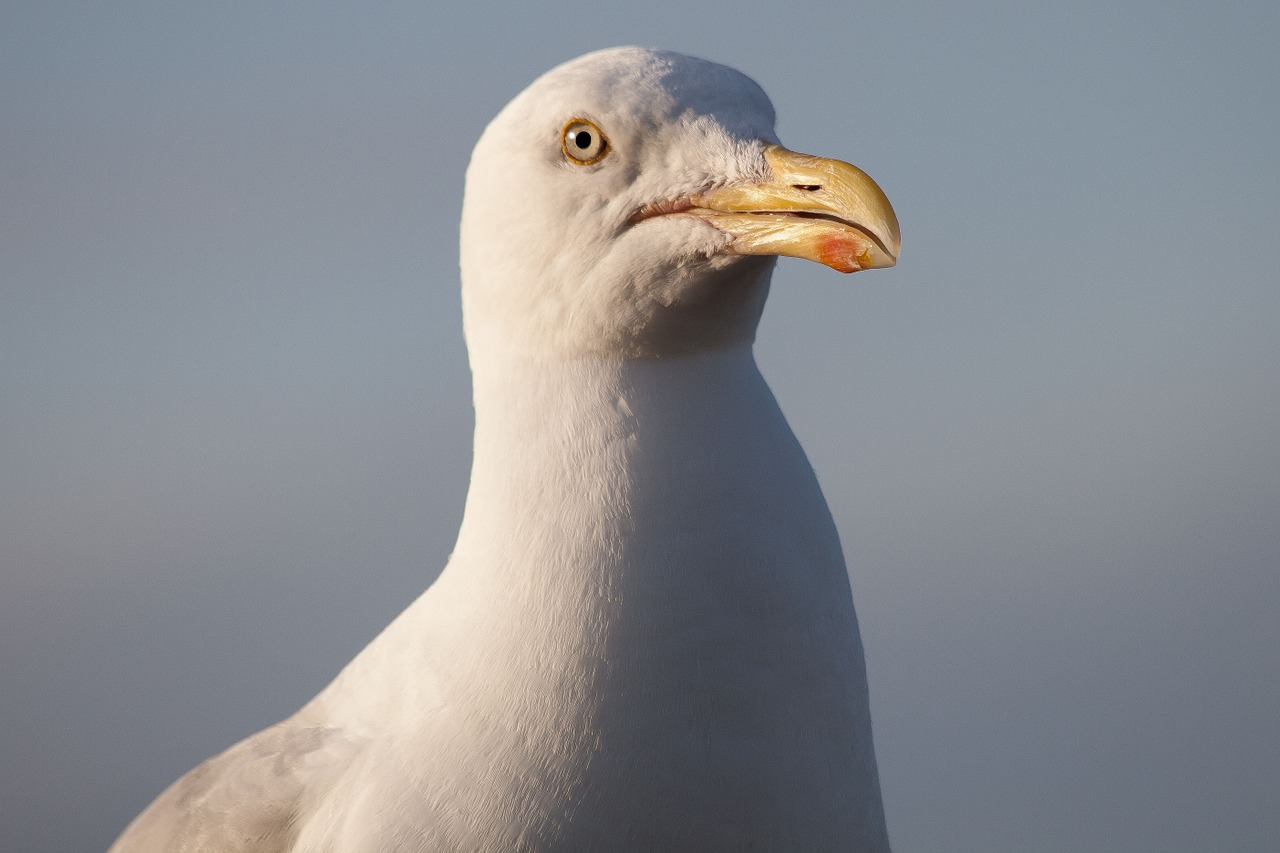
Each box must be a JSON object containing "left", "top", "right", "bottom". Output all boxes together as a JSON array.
[{"left": 561, "top": 119, "right": 608, "bottom": 165}]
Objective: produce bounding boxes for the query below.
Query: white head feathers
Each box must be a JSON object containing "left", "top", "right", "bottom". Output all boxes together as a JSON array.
[{"left": 460, "top": 48, "right": 783, "bottom": 360}]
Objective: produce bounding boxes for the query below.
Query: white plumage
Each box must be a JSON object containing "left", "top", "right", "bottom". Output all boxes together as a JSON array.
[{"left": 112, "top": 46, "right": 900, "bottom": 852}]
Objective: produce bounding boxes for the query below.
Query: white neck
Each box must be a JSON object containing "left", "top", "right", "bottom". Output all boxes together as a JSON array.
[
  {"left": 314, "top": 343, "right": 887, "bottom": 849},
  {"left": 452, "top": 344, "right": 835, "bottom": 637}
]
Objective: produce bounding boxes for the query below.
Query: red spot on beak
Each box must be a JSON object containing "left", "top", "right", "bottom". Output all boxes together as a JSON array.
[{"left": 817, "top": 233, "right": 865, "bottom": 274}]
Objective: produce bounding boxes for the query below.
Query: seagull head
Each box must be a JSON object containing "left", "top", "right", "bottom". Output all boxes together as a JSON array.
[{"left": 460, "top": 47, "right": 899, "bottom": 361}]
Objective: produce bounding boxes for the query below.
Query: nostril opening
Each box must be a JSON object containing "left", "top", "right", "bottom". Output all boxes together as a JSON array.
[{"left": 792, "top": 184, "right": 821, "bottom": 192}]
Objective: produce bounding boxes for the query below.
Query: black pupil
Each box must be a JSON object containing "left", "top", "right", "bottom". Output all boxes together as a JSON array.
[{"left": 574, "top": 130, "right": 592, "bottom": 150}]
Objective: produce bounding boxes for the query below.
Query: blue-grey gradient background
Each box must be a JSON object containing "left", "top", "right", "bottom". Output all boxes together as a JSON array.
[{"left": 3, "top": 3, "right": 1278, "bottom": 851}]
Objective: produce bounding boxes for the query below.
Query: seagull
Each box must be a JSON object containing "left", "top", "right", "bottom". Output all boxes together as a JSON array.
[{"left": 111, "top": 46, "right": 901, "bottom": 852}]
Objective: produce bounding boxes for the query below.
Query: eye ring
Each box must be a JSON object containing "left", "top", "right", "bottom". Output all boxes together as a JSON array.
[{"left": 561, "top": 118, "right": 609, "bottom": 165}]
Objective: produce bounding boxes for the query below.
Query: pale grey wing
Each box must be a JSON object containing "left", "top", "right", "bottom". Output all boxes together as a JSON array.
[{"left": 109, "top": 721, "right": 362, "bottom": 853}]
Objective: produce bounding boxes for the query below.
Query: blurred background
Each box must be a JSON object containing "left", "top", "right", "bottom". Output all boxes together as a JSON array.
[{"left": 3, "top": 3, "right": 1277, "bottom": 851}]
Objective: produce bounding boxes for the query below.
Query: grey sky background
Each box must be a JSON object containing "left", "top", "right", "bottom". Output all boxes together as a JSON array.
[{"left": 3, "top": 3, "right": 1277, "bottom": 851}]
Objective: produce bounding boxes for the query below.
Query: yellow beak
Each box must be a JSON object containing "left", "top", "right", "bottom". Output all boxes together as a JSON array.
[{"left": 692, "top": 145, "right": 900, "bottom": 273}]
